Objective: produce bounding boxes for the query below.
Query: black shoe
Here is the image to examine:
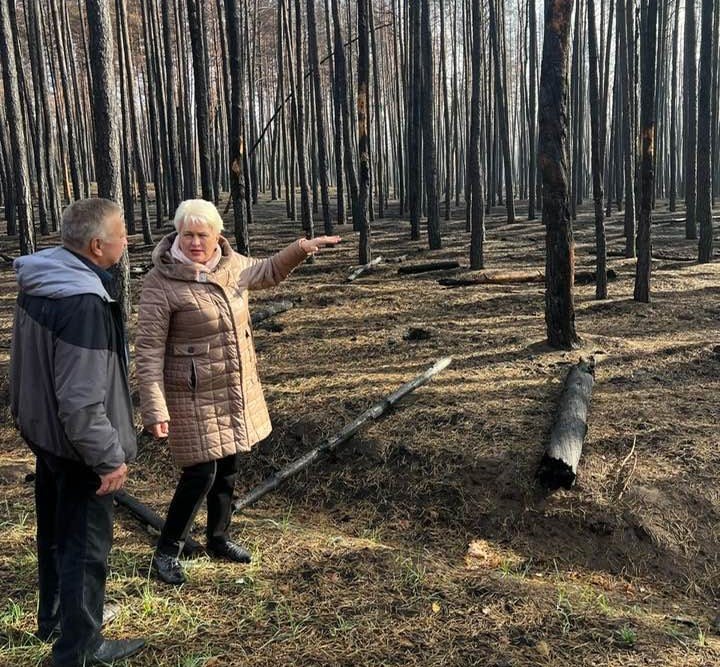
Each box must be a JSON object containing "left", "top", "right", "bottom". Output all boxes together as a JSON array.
[
  {"left": 207, "top": 538, "right": 252, "bottom": 563},
  {"left": 87, "top": 638, "right": 146, "bottom": 665},
  {"left": 151, "top": 551, "right": 186, "bottom": 585}
]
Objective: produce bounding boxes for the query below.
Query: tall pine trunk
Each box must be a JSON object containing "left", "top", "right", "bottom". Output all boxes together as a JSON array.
[
  {"left": 540, "top": 0, "right": 578, "bottom": 349},
  {"left": 469, "top": 0, "right": 484, "bottom": 269},
  {"left": 683, "top": 0, "right": 698, "bottom": 239},
  {"left": 587, "top": 0, "right": 607, "bottom": 299},
  {"left": 187, "top": 0, "right": 213, "bottom": 200},
  {"left": 86, "top": 0, "right": 129, "bottom": 320},
  {"left": 634, "top": 0, "right": 658, "bottom": 302},
  {"left": 697, "top": 0, "right": 714, "bottom": 262},
  {"left": 356, "top": 0, "right": 372, "bottom": 263},
  {"left": 307, "top": 0, "right": 332, "bottom": 234},
  {"left": 421, "top": 0, "right": 441, "bottom": 248},
  {"left": 225, "top": 0, "right": 249, "bottom": 254},
  {"left": 0, "top": 0, "right": 34, "bottom": 254}
]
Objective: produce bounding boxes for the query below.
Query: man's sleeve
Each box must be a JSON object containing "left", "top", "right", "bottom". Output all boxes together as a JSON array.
[{"left": 54, "top": 296, "right": 125, "bottom": 475}]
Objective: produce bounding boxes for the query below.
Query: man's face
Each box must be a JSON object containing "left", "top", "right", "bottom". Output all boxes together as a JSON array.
[{"left": 96, "top": 214, "right": 128, "bottom": 269}]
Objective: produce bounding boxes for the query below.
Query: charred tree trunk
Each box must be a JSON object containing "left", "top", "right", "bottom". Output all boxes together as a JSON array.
[
  {"left": 0, "top": 0, "right": 34, "bottom": 254},
  {"left": 528, "top": 0, "right": 538, "bottom": 220},
  {"left": 587, "top": 0, "right": 607, "bottom": 299},
  {"left": 407, "top": 0, "right": 422, "bottom": 241},
  {"left": 293, "top": 0, "right": 314, "bottom": 238},
  {"left": 186, "top": 0, "right": 213, "bottom": 200},
  {"left": 668, "top": 0, "right": 679, "bottom": 212},
  {"left": 86, "top": 0, "right": 129, "bottom": 321},
  {"left": 634, "top": 0, "right": 658, "bottom": 302},
  {"left": 307, "top": 0, "right": 332, "bottom": 234},
  {"left": 697, "top": 0, "right": 714, "bottom": 262},
  {"left": 356, "top": 0, "right": 372, "bottom": 263},
  {"left": 225, "top": 0, "right": 249, "bottom": 254},
  {"left": 421, "top": 0, "right": 442, "bottom": 248},
  {"left": 683, "top": 0, "right": 698, "bottom": 239},
  {"left": 117, "top": 0, "right": 151, "bottom": 244},
  {"left": 161, "top": 0, "right": 182, "bottom": 210},
  {"left": 332, "top": 0, "right": 359, "bottom": 227},
  {"left": 488, "top": 0, "right": 515, "bottom": 223},
  {"left": 540, "top": 0, "right": 579, "bottom": 349},
  {"left": 618, "top": 0, "right": 636, "bottom": 257},
  {"left": 469, "top": 0, "right": 484, "bottom": 269}
]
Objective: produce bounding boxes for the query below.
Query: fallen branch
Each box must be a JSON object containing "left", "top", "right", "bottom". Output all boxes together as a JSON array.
[
  {"left": 438, "top": 269, "right": 616, "bottom": 288},
  {"left": 231, "top": 356, "right": 453, "bottom": 512},
  {"left": 398, "top": 261, "right": 460, "bottom": 275},
  {"left": 536, "top": 358, "right": 595, "bottom": 491},
  {"left": 114, "top": 490, "right": 202, "bottom": 556},
  {"left": 251, "top": 300, "right": 294, "bottom": 325},
  {"left": 347, "top": 256, "right": 383, "bottom": 282}
]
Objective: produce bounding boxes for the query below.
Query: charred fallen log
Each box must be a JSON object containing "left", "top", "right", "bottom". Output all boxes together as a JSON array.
[
  {"left": 536, "top": 358, "right": 595, "bottom": 490},
  {"left": 398, "top": 261, "right": 460, "bottom": 275},
  {"left": 231, "top": 356, "right": 453, "bottom": 512},
  {"left": 439, "top": 269, "right": 616, "bottom": 287}
]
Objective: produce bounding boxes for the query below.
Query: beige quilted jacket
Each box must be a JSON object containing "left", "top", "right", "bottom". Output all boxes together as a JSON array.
[{"left": 135, "top": 233, "right": 307, "bottom": 468}]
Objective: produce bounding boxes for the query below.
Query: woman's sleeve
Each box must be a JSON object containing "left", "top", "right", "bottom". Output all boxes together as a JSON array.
[
  {"left": 135, "top": 272, "right": 172, "bottom": 427},
  {"left": 240, "top": 239, "right": 308, "bottom": 290}
]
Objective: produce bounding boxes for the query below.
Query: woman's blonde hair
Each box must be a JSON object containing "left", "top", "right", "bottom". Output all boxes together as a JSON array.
[{"left": 173, "top": 199, "right": 224, "bottom": 234}]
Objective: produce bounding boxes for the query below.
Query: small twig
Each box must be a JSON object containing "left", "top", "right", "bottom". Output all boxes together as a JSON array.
[{"left": 614, "top": 436, "right": 638, "bottom": 500}]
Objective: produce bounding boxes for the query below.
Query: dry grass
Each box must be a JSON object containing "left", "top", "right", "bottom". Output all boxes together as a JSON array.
[{"left": 0, "top": 198, "right": 719, "bottom": 666}]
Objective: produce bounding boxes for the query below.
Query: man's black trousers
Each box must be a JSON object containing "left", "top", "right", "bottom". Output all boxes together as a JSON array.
[{"left": 35, "top": 450, "right": 113, "bottom": 667}]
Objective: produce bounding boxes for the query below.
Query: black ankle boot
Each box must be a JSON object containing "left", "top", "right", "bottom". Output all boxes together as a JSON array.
[
  {"left": 207, "top": 538, "right": 251, "bottom": 563},
  {"left": 151, "top": 550, "right": 187, "bottom": 585}
]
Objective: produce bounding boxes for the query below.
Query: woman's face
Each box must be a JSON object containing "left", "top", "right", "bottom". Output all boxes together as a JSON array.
[{"left": 178, "top": 220, "right": 220, "bottom": 264}]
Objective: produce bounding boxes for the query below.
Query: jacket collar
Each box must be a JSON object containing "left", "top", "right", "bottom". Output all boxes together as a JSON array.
[{"left": 151, "top": 233, "right": 235, "bottom": 284}]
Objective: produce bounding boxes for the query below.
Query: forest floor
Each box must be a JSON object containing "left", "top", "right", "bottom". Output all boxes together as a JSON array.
[{"left": 0, "top": 197, "right": 719, "bottom": 666}]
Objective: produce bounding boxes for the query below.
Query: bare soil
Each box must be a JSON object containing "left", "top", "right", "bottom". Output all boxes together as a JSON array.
[{"left": 0, "top": 198, "right": 719, "bottom": 666}]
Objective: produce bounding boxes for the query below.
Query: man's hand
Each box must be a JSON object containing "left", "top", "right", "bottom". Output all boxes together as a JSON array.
[
  {"left": 149, "top": 422, "right": 169, "bottom": 438},
  {"left": 299, "top": 236, "right": 342, "bottom": 254},
  {"left": 97, "top": 463, "right": 128, "bottom": 496}
]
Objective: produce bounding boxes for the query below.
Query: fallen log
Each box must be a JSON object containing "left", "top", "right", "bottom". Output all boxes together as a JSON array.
[
  {"left": 398, "top": 261, "right": 460, "bottom": 275},
  {"left": 438, "top": 269, "right": 616, "bottom": 288},
  {"left": 347, "top": 256, "right": 383, "bottom": 282},
  {"left": 536, "top": 358, "right": 595, "bottom": 491},
  {"left": 439, "top": 271, "right": 543, "bottom": 287},
  {"left": 231, "top": 356, "right": 453, "bottom": 512},
  {"left": 650, "top": 251, "right": 695, "bottom": 262},
  {"left": 574, "top": 268, "right": 618, "bottom": 285},
  {"left": 251, "top": 300, "right": 294, "bottom": 325},
  {"left": 114, "top": 490, "right": 202, "bottom": 556},
  {"left": 589, "top": 248, "right": 695, "bottom": 262}
]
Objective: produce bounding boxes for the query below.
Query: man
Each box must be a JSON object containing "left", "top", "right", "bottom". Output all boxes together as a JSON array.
[{"left": 10, "top": 198, "right": 145, "bottom": 666}]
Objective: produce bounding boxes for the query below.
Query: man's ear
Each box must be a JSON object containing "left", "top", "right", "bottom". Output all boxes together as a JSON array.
[{"left": 89, "top": 237, "right": 103, "bottom": 258}]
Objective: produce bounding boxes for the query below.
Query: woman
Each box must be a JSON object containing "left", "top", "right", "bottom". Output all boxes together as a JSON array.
[{"left": 136, "top": 199, "right": 340, "bottom": 585}]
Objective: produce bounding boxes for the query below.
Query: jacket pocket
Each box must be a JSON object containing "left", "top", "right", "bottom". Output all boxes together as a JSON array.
[{"left": 172, "top": 342, "right": 211, "bottom": 356}]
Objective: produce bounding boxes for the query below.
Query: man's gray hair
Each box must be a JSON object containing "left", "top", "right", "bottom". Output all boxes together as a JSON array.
[{"left": 61, "top": 198, "right": 123, "bottom": 250}]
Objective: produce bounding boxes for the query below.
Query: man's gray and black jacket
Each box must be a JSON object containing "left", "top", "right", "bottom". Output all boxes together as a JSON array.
[{"left": 10, "top": 247, "right": 137, "bottom": 474}]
